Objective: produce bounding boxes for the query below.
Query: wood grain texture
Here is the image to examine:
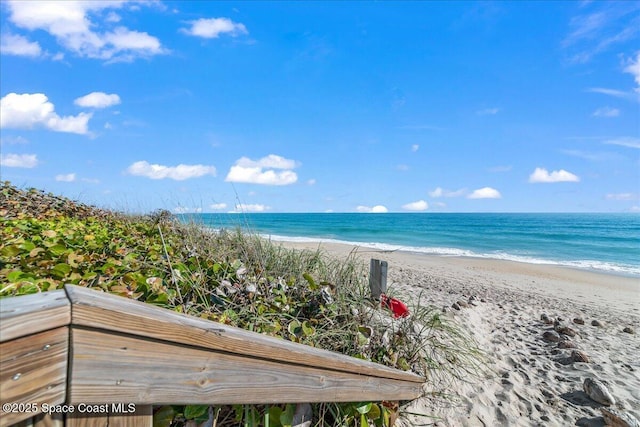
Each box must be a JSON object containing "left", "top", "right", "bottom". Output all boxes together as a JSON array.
[
  {"left": 65, "top": 413, "right": 108, "bottom": 427},
  {"left": 107, "top": 406, "right": 152, "bottom": 427},
  {"left": 33, "top": 414, "right": 63, "bottom": 427},
  {"left": 0, "top": 290, "right": 70, "bottom": 343},
  {"left": 65, "top": 285, "right": 423, "bottom": 384},
  {"left": 69, "top": 329, "right": 423, "bottom": 404},
  {"left": 0, "top": 328, "right": 68, "bottom": 427}
]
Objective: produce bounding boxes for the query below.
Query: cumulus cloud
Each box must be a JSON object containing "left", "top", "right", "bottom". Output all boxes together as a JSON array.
[
  {"left": 225, "top": 154, "right": 299, "bottom": 186},
  {"left": 428, "top": 187, "right": 466, "bottom": 198},
  {"left": 0, "top": 93, "right": 92, "bottom": 134},
  {"left": 232, "top": 203, "right": 269, "bottom": 213},
  {"left": 411, "top": 144, "right": 419, "bottom": 152},
  {"left": 0, "top": 153, "right": 38, "bottom": 168},
  {"left": 126, "top": 161, "right": 216, "bottom": 181},
  {"left": 624, "top": 51, "right": 640, "bottom": 91},
  {"left": 209, "top": 203, "right": 228, "bottom": 210},
  {"left": 402, "top": 200, "right": 428, "bottom": 211},
  {"left": 74, "top": 92, "right": 121, "bottom": 109},
  {"left": 0, "top": 33, "right": 42, "bottom": 57},
  {"left": 4, "top": 1, "right": 165, "bottom": 61},
  {"left": 181, "top": 18, "right": 248, "bottom": 39},
  {"left": 592, "top": 106, "right": 620, "bottom": 117},
  {"left": 604, "top": 137, "right": 640, "bottom": 149},
  {"left": 356, "top": 205, "right": 388, "bottom": 213},
  {"left": 468, "top": 187, "right": 502, "bottom": 199},
  {"left": 529, "top": 167, "right": 580, "bottom": 183},
  {"left": 55, "top": 173, "right": 76, "bottom": 182}
]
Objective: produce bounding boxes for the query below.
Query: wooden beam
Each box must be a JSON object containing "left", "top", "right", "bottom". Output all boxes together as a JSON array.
[
  {"left": 0, "top": 328, "right": 68, "bottom": 427},
  {"left": 65, "top": 406, "right": 151, "bottom": 427},
  {"left": 68, "top": 328, "right": 423, "bottom": 404},
  {"left": 0, "top": 290, "right": 70, "bottom": 343},
  {"left": 369, "top": 259, "right": 387, "bottom": 300},
  {"left": 65, "top": 285, "right": 422, "bottom": 385}
]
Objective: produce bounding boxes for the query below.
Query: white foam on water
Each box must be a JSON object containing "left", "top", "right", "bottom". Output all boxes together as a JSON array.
[{"left": 262, "top": 233, "right": 640, "bottom": 277}]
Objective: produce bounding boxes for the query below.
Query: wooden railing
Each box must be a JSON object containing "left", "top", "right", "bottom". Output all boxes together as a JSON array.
[{"left": 0, "top": 285, "right": 424, "bottom": 427}]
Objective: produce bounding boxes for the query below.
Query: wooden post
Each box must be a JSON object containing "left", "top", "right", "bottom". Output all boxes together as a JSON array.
[{"left": 369, "top": 259, "right": 387, "bottom": 300}]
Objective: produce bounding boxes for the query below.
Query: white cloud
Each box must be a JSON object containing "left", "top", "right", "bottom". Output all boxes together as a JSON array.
[
  {"left": 307, "top": 179, "right": 316, "bottom": 185},
  {"left": 0, "top": 135, "right": 29, "bottom": 145},
  {"left": 468, "top": 187, "right": 502, "bottom": 199},
  {"left": 181, "top": 18, "right": 248, "bottom": 39},
  {"left": 428, "top": 187, "right": 466, "bottom": 198},
  {"left": 476, "top": 107, "right": 500, "bottom": 115},
  {"left": 0, "top": 93, "right": 92, "bottom": 134},
  {"left": 74, "top": 92, "right": 121, "bottom": 108},
  {"left": 587, "top": 87, "right": 634, "bottom": 99},
  {"left": 528, "top": 167, "right": 580, "bottom": 183},
  {"left": 402, "top": 200, "right": 428, "bottom": 211},
  {"left": 0, "top": 153, "right": 38, "bottom": 168},
  {"left": 411, "top": 144, "right": 419, "bottom": 152},
  {"left": 624, "top": 51, "right": 640, "bottom": 91},
  {"left": 592, "top": 106, "right": 620, "bottom": 117},
  {"left": 606, "top": 193, "right": 638, "bottom": 201},
  {"left": 232, "top": 203, "right": 269, "bottom": 213},
  {"left": 630, "top": 206, "right": 640, "bottom": 212},
  {"left": 173, "top": 206, "right": 203, "bottom": 214},
  {"left": 209, "top": 203, "right": 228, "bottom": 210},
  {"left": 0, "top": 33, "right": 42, "bottom": 57},
  {"left": 55, "top": 173, "right": 76, "bottom": 182},
  {"left": 604, "top": 137, "right": 640, "bottom": 149},
  {"left": 356, "top": 205, "right": 388, "bottom": 213},
  {"left": 225, "top": 154, "right": 299, "bottom": 186},
  {"left": 4, "top": 1, "right": 165, "bottom": 61},
  {"left": 126, "top": 161, "right": 216, "bottom": 181}
]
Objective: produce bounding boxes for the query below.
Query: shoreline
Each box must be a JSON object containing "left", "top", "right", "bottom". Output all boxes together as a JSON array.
[
  {"left": 277, "top": 241, "right": 640, "bottom": 316},
  {"left": 277, "top": 240, "right": 640, "bottom": 426},
  {"left": 260, "top": 234, "right": 640, "bottom": 279}
]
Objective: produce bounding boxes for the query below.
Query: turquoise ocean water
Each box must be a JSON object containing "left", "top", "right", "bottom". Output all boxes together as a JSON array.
[{"left": 182, "top": 213, "right": 640, "bottom": 277}]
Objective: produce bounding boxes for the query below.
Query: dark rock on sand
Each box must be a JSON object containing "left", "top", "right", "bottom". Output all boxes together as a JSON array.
[
  {"left": 573, "top": 317, "right": 585, "bottom": 325},
  {"left": 541, "top": 313, "right": 554, "bottom": 324},
  {"left": 452, "top": 302, "right": 461, "bottom": 311},
  {"left": 591, "top": 319, "right": 604, "bottom": 327},
  {"left": 543, "top": 330, "right": 561, "bottom": 342},
  {"left": 555, "top": 325, "right": 578, "bottom": 337},
  {"left": 583, "top": 378, "right": 615, "bottom": 406},
  {"left": 601, "top": 407, "right": 640, "bottom": 427},
  {"left": 571, "top": 350, "right": 590, "bottom": 363},
  {"left": 558, "top": 340, "right": 577, "bottom": 349},
  {"left": 623, "top": 326, "right": 634, "bottom": 334}
]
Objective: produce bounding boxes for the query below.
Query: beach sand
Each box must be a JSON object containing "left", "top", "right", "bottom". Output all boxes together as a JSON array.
[{"left": 278, "top": 241, "right": 640, "bottom": 427}]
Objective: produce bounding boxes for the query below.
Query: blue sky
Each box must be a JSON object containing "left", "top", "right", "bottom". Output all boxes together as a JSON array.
[{"left": 1, "top": 1, "right": 638, "bottom": 213}]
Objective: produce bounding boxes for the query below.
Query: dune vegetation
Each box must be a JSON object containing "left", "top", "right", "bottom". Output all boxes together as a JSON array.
[{"left": 0, "top": 181, "right": 482, "bottom": 427}]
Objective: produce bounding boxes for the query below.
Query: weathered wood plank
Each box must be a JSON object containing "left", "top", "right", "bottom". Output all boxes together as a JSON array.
[
  {"left": 65, "top": 413, "right": 108, "bottom": 427},
  {"left": 107, "top": 406, "right": 152, "bottom": 427},
  {"left": 0, "top": 328, "right": 68, "bottom": 427},
  {"left": 0, "top": 290, "right": 70, "bottom": 343},
  {"left": 65, "top": 285, "right": 422, "bottom": 384},
  {"left": 69, "top": 328, "right": 423, "bottom": 404},
  {"left": 33, "top": 413, "right": 64, "bottom": 427},
  {"left": 369, "top": 259, "right": 388, "bottom": 300},
  {"left": 64, "top": 405, "right": 151, "bottom": 427}
]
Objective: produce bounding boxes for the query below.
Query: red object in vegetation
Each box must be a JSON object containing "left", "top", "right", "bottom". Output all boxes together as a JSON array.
[{"left": 380, "top": 294, "right": 410, "bottom": 318}]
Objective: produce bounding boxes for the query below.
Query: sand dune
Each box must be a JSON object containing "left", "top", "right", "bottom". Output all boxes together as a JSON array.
[{"left": 279, "top": 241, "right": 640, "bottom": 427}]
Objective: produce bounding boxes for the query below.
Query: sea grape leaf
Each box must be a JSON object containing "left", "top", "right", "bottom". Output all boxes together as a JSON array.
[{"left": 183, "top": 405, "right": 208, "bottom": 420}]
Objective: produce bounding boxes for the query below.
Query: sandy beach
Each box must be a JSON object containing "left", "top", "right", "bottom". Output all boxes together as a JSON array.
[{"left": 278, "top": 241, "right": 640, "bottom": 427}]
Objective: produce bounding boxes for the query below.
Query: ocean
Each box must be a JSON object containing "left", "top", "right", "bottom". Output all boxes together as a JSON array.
[{"left": 181, "top": 213, "right": 640, "bottom": 277}]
